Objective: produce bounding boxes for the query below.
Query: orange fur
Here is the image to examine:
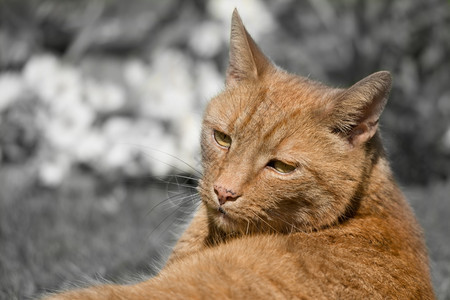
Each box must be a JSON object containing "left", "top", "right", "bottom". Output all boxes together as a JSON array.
[{"left": 43, "top": 9, "right": 434, "bottom": 299}]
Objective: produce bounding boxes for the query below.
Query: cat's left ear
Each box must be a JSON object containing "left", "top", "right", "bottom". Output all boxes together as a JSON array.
[
  {"left": 226, "top": 9, "right": 275, "bottom": 86},
  {"left": 331, "top": 71, "right": 392, "bottom": 147}
]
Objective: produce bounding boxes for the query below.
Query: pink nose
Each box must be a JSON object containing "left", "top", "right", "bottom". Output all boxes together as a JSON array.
[{"left": 214, "top": 185, "right": 240, "bottom": 205}]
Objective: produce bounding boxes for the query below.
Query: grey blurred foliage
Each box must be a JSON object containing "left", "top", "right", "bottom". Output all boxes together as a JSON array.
[
  {"left": 1, "top": 0, "right": 449, "bottom": 183},
  {"left": 0, "top": 0, "right": 449, "bottom": 299}
]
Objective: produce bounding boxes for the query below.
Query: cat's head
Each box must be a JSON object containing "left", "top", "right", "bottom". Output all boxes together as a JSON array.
[{"left": 198, "top": 9, "right": 392, "bottom": 234}]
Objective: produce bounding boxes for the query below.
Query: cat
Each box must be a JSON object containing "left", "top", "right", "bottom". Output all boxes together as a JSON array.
[{"left": 43, "top": 9, "right": 434, "bottom": 299}]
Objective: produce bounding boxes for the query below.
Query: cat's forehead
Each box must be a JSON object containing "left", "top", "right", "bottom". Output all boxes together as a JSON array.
[{"left": 207, "top": 75, "right": 335, "bottom": 133}]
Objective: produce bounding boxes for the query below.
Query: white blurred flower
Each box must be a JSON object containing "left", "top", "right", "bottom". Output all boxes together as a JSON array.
[
  {"left": 196, "top": 61, "right": 223, "bottom": 103},
  {"left": 101, "top": 117, "right": 143, "bottom": 170},
  {"left": 23, "top": 55, "right": 59, "bottom": 100},
  {"left": 140, "top": 49, "right": 194, "bottom": 120},
  {"left": 99, "top": 116, "right": 181, "bottom": 176},
  {"left": 74, "top": 129, "right": 108, "bottom": 163},
  {"left": 207, "top": 0, "right": 275, "bottom": 40},
  {"left": 0, "top": 73, "right": 25, "bottom": 112},
  {"left": 176, "top": 113, "right": 202, "bottom": 173},
  {"left": 84, "top": 79, "right": 125, "bottom": 113},
  {"left": 44, "top": 98, "right": 95, "bottom": 152},
  {"left": 102, "top": 143, "right": 135, "bottom": 170},
  {"left": 102, "top": 116, "right": 135, "bottom": 142},
  {"left": 138, "top": 133, "right": 177, "bottom": 177},
  {"left": 23, "top": 54, "right": 82, "bottom": 104},
  {"left": 124, "top": 59, "right": 148, "bottom": 89},
  {"left": 151, "top": 135, "right": 178, "bottom": 176},
  {"left": 189, "top": 21, "right": 223, "bottom": 58},
  {"left": 123, "top": 119, "right": 178, "bottom": 176},
  {"left": 16, "top": 49, "right": 206, "bottom": 180},
  {"left": 38, "top": 154, "right": 71, "bottom": 187}
]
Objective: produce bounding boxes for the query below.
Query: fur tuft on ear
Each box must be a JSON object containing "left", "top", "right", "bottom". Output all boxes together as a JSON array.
[
  {"left": 226, "top": 9, "right": 274, "bottom": 86},
  {"left": 331, "top": 71, "right": 392, "bottom": 147}
]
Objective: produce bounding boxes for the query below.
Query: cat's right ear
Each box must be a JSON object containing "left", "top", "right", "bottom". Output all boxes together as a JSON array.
[
  {"left": 226, "top": 9, "right": 274, "bottom": 86},
  {"left": 330, "top": 71, "right": 392, "bottom": 148}
]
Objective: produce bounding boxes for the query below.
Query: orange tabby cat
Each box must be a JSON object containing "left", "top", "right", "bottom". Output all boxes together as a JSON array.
[{"left": 44, "top": 9, "right": 434, "bottom": 299}]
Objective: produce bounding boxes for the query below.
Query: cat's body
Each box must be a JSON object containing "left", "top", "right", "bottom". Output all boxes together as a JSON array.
[{"left": 44, "top": 10, "right": 434, "bottom": 299}]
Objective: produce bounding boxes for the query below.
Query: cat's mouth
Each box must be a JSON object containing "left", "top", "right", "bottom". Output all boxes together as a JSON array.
[
  {"left": 215, "top": 206, "right": 229, "bottom": 220},
  {"left": 206, "top": 203, "right": 240, "bottom": 232}
]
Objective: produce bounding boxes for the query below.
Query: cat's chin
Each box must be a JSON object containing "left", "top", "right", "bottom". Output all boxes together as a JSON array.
[{"left": 207, "top": 206, "right": 240, "bottom": 233}]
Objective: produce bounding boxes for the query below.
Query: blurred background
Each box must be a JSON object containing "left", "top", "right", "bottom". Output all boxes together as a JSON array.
[{"left": 0, "top": 0, "right": 449, "bottom": 299}]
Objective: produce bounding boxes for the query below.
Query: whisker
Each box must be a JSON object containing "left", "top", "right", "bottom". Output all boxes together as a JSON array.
[
  {"left": 250, "top": 211, "right": 280, "bottom": 234},
  {"left": 146, "top": 192, "right": 197, "bottom": 216},
  {"left": 154, "top": 179, "right": 198, "bottom": 191},
  {"left": 119, "top": 143, "right": 203, "bottom": 176},
  {"left": 155, "top": 200, "right": 202, "bottom": 241},
  {"left": 122, "top": 174, "right": 197, "bottom": 198},
  {"left": 166, "top": 174, "right": 200, "bottom": 183},
  {"left": 246, "top": 220, "right": 250, "bottom": 235},
  {"left": 269, "top": 210, "right": 302, "bottom": 233},
  {"left": 121, "top": 173, "right": 199, "bottom": 186},
  {"left": 146, "top": 195, "right": 200, "bottom": 242},
  {"left": 147, "top": 206, "right": 183, "bottom": 242},
  {"left": 140, "top": 184, "right": 192, "bottom": 203}
]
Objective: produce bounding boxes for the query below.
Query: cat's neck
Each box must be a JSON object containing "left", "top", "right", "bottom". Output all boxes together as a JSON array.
[
  {"left": 353, "top": 136, "right": 406, "bottom": 220},
  {"left": 341, "top": 135, "right": 395, "bottom": 219}
]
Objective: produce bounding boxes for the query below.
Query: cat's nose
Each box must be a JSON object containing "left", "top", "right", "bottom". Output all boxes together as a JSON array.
[{"left": 214, "top": 185, "right": 240, "bottom": 205}]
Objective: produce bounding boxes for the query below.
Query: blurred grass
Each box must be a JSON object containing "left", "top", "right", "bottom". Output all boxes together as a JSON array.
[
  {"left": 0, "top": 167, "right": 199, "bottom": 299},
  {"left": 406, "top": 182, "right": 450, "bottom": 299}
]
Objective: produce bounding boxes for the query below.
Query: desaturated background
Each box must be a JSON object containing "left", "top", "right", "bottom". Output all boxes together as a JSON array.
[{"left": 0, "top": 0, "right": 449, "bottom": 299}]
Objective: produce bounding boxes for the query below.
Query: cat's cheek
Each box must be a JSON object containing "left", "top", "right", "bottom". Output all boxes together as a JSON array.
[
  {"left": 199, "top": 186, "right": 217, "bottom": 208},
  {"left": 200, "top": 183, "right": 227, "bottom": 218}
]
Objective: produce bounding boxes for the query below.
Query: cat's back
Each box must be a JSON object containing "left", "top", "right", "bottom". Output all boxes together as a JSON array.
[{"left": 165, "top": 197, "right": 432, "bottom": 299}]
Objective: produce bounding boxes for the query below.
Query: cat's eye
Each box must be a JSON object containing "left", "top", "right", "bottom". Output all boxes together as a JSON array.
[
  {"left": 267, "top": 160, "right": 296, "bottom": 174},
  {"left": 213, "top": 130, "right": 232, "bottom": 148}
]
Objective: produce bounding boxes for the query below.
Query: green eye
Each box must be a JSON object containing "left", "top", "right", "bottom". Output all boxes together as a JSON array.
[
  {"left": 213, "top": 130, "right": 232, "bottom": 148},
  {"left": 268, "top": 160, "right": 296, "bottom": 174}
]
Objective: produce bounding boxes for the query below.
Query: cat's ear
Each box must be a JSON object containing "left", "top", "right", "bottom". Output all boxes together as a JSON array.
[
  {"left": 331, "top": 71, "right": 392, "bottom": 147},
  {"left": 226, "top": 9, "right": 274, "bottom": 86}
]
